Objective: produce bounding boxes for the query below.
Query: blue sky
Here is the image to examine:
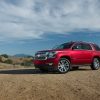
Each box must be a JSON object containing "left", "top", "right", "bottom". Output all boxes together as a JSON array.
[{"left": 0, "top": 0, "right": 100, "bottom": 55}]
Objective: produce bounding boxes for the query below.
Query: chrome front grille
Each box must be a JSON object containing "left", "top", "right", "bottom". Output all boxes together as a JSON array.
[
  {"left": 35, "top": 56, "right": 47, "bottom": 60},
  {"left": 35, "top": 52, "right": 47, "bottom": 60}
]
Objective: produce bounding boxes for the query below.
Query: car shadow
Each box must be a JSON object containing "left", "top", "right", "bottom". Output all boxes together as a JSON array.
[
  {"left": 0, "top": 68, "right": 45, "bottom": 74},
  {"left": 71, "top": 68, "right": 92, "bottom": 72},
  {"left": 0, "top": 67, "right": 92, "bottom": 74}
]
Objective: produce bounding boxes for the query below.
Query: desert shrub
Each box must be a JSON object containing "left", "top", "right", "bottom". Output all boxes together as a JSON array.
[
  {"left": 0, "top": 56, "right": 3, "bottom": 62},
  {"left": 3, "top": 59, "right": 13, "bottom": 64},
  {"left": 1, "top": 54, "right": 8, "bottom": 58},
  {"left": 21, "top": 60, "right": 33, "bottom": 66}
]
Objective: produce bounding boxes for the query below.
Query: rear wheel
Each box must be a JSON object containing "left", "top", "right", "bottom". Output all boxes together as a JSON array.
[
  {"left": 91, "top": 58, "right": 100, "bottom": 70},
  {"left": 57, "top": 58, "right": 70, "bottom": 73}
]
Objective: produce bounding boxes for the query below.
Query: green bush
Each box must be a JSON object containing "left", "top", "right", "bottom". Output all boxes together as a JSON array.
[
  {"left": 3, "top": 59, "right": 13, "bottom": 64},
  {"left": 0, "top": 56, "right": 3, "bottom": 62},
  {"left": 21, "top": 60, "right": 33, "bottom": 66},
  {"left": 1, "top": 54, "right": 8, "bottom": 58}
]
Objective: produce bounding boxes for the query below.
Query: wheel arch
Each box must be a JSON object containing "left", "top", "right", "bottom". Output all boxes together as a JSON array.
[
  {"left": 60, "top": 56, "right": 71, "bottom": 62},
  {"left": 93, "top": 56, "right": 100, "bottom": 61}
]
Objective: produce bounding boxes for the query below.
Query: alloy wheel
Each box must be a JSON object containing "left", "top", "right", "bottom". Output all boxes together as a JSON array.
[{"left": 58, "top": 58, "right": 70, "bottom": 73}]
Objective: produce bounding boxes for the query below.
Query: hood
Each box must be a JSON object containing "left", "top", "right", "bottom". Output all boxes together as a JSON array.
[{"left": 38, "top": 49, "right": 70, "bottom": 53}]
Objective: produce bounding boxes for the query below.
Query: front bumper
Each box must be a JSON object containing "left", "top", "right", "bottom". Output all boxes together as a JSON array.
[{"left": 33, "top": 58, "right": 58, "bottom": 70}]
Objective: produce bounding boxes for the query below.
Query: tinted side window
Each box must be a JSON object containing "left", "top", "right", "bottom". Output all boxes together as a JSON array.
[
  {"left": 93, "top": 44, "right": 100, "bottom": 51},
  {"left": 72, "top": 44, "right": 82, "bottom": 50},
  {"left": 82, "top": 44, "right": 92, "bottom": 50}
]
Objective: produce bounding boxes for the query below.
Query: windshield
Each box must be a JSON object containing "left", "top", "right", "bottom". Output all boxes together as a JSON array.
[{"left": 53, "top": 42, "right": 74, "bottom": 50}]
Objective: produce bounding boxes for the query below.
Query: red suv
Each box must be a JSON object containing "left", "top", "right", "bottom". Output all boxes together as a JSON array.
[{"left": 33, "top": 41, "right": 100, "bottom": 73}]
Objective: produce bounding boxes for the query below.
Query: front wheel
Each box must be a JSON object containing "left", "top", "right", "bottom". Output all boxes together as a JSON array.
[
  {"left": 91, "top": 58, "right": 100, "bottom": 70},
  {"left": 57, "top": 58, "right": 70, "bottom": 73}
]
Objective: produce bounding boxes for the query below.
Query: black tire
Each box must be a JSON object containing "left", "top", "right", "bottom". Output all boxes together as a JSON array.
[
  {"left": 91, "top": 58, "right": 100, "bottom": 70},
  {"left": 57, "top": 58, "right": 70, "bottom": 73}
]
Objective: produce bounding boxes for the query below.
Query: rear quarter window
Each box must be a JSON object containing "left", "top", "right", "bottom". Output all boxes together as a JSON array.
[{"left": 93, "top": 44, "right": 100, "bottom": 51}]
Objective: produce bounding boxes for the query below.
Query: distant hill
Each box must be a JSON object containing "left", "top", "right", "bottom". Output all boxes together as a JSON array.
[{"left": 14, "top": 54, "right": 33, "bottom": 58}]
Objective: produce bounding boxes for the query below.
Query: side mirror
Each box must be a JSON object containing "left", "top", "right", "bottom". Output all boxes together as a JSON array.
[
  {"left": 72, "top": 47, "right": 75, "bottom": 50},
  {"left": 72, "top": 46, "right": 76, "bottom": 50}
]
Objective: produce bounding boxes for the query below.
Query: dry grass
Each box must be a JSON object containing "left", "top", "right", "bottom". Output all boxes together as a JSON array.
[
  {"left": 0, "top": 63, "right": 30, "bottom": 69},
  {"left": 0, "top": 66, "right": 100, "bottom": 100}
]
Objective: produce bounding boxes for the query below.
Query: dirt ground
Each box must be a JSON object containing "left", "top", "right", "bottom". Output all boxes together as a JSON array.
[{"left": 0, "top": 66, "right": 100, "bottom": 100}]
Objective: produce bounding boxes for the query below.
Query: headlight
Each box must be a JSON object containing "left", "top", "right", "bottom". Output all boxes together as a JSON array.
[{"left": 47, "top": 51, "right": 57, "bottom": 58}]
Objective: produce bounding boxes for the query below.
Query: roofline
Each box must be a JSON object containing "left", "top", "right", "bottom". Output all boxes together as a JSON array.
[{"left": 69, "top": 41, "right": 93, "bottom": 44}]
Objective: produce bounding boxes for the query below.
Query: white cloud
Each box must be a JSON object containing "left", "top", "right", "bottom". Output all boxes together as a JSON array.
[{"left": 0, "top": 0, "right": 100, "bottom": 41}]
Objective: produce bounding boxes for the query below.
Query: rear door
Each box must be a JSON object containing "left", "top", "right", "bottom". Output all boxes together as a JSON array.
[
  {"left": 71, "top": 43, "right": 86, "bottom": 65},
  {"left": 71, "top": 43, "right": 93, "bottom": 65},
  {"left": 81, "top": 43, "right": 93, "bottom": 64}
]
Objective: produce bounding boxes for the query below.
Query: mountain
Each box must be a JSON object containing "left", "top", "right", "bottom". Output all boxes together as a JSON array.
[{"left": 14, "top": 54, "right": 33, "bottom": 58}]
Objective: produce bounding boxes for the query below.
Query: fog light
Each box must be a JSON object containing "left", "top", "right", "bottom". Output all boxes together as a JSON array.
[{"left": 48, "top": 63, "right": 53, "bottom": 66}]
